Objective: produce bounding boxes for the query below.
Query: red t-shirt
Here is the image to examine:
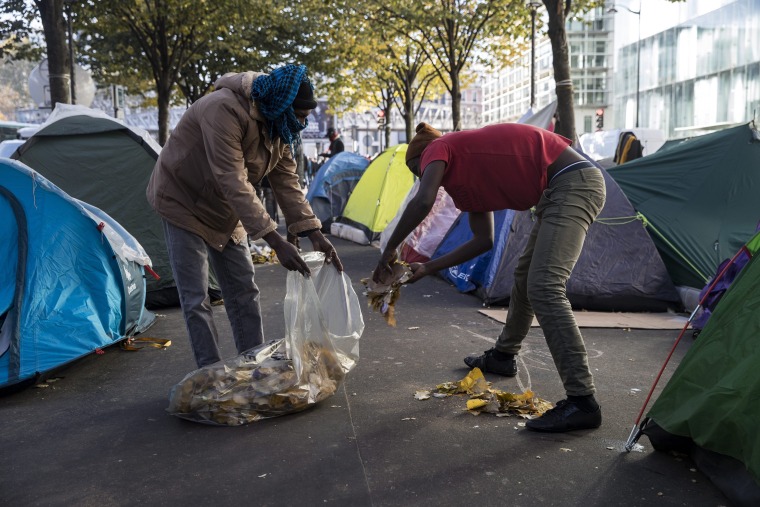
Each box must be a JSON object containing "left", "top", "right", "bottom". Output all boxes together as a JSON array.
[{"left": 419, "top": 123, "right": 571, "bottom": 212}]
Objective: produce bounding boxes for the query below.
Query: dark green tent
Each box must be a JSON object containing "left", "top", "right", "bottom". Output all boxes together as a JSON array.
[
  {"left": 643, "top": 231, "right": 760, "bottom": 503},
  {"left": 12, "top": 105, "right": 218, "bottom": 308},
  {"left": 608, "top": 123, "right": 760, "bottom": 289}
]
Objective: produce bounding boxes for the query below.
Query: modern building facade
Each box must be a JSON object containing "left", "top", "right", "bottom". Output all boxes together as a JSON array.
[
  {"left": 612, "top": 0, "right": 760, "bottom": 138},
  {"left": 483, "top": 0, "right": 760, "bottom": 141},
  {"left": 482, "top": 6, "right": 613, "bottom": 137},
  {"left": 568, "top": 8, "right": 614, "bottom": 135}
]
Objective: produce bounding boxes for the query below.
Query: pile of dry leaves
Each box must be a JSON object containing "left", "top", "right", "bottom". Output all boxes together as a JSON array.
[
  {"left": 415, "top": 367, "right": 553, "bottom": 418},
  {"left": 360, "top": 261, "right": 413, "bottom": 327}
]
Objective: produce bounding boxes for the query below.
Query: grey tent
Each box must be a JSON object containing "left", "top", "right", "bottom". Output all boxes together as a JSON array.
[
  {"left": 432, "top": 161, "right": 681, "bottom": 311},
  {"left": 11, "top": 105, "right": 216, "bottom": 308}
]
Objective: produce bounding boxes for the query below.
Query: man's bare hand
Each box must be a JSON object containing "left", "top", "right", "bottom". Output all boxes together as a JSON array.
[
  {"left": 264, "top": 231, "right": 309, "bottom": 276},
  {"left": 308, "top": 231, "right": 344, "bottom": 272}
]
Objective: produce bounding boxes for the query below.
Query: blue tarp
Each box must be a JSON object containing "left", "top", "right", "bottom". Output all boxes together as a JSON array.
[{"left": 432, "top": 210, "right": 516, "bottom": 293}]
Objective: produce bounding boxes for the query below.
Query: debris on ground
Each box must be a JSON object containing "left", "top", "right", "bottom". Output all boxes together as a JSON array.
[
  {"left": 121, "top": 336, "right": 172, "bottom": 351},
  {"left": 418, "top": 368, "right": 553, "bottom": 418},
  {"left": 251, "top": 243, "right": 278, "bottom": 264},
  {"left": 361, "top": 261, "right": 412, "bottom": 327}
]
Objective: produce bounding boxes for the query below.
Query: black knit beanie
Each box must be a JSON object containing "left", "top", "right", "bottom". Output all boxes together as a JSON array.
[{"left": 292, "top": 80, "right": 317, "bottom": 109}]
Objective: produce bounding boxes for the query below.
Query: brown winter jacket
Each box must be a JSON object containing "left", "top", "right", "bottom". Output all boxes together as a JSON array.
[{"left": 146, "top": 71, "right": 321, "bottom": 251}]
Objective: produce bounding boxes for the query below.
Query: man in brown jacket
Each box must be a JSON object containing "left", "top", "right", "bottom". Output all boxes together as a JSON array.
[{"left": 147, "top": 64, "right": 342, "bottom": 368}]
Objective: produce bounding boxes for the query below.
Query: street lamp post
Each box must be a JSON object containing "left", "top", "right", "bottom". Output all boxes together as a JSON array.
[
  {"left": 64, "top": 0, "right": 76, "bottom": 104},
  {"left": 609, "top": 2, "right": 641, "bottom": 128},
  {"left": 528, "top": 1, "right": 542, "bottom": 109}
]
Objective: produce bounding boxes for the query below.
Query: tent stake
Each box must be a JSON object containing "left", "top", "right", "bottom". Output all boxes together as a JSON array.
[{"left": 624, "top": 423, "right": 641, "bottom": 452}]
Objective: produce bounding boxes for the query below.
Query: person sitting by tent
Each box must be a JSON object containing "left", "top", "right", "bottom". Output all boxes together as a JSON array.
[
  {"left": 147, "top": 64, "right": 343, "bottom": 369},
  {"left": 613, "top": 131, "right": 643, "bottom": 164},
  {"left": 373, "top": 122, "right": 606, "bottom": 433},
  {"left": 320, "top": 127, "right": 345, "bottom": 158}
]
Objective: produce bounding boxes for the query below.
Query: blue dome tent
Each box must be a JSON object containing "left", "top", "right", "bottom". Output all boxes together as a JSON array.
[
  {"left": 306, "top": 152, "right": 370, "bottom": 231},
  {"left": 0, "top": 159, "right": 154, "bottom": 389}
]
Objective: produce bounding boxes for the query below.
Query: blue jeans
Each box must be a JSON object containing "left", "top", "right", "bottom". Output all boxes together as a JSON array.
[
  {"left": 162, "top": 220, "right": 264, "bottom": 368},
  {"left": 495, "top": 168, "right": 606, "bottom": 396}
]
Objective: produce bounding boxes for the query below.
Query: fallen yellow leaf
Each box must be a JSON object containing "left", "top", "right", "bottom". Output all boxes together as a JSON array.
[{"left": 466, "top": 399, "right": 489, "bottom": 410}]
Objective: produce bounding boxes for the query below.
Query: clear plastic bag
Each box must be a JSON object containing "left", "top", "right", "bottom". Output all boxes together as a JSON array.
[{"left": 167, "top": 252, "right": 364, "bottom": 425}]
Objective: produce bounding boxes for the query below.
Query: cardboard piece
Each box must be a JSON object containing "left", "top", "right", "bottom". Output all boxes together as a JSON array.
[{"left": 478, "top": 309, "right": 689, "bottom": 330}]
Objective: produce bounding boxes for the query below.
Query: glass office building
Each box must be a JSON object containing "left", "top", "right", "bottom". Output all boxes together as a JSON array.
[
  {"left": 484, "top": 0, "right": 759, "bottom": 140},
  {"left": 613, "top": 0, "right": 760, "bottom": 138},
  {"left": 568, "top": 8, "right": 614, "bottom": 135}
]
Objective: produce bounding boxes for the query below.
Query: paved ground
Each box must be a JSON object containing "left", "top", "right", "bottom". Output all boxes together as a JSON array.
[{"left": 1, "top": 235, "right": 731, "bottom": 506}]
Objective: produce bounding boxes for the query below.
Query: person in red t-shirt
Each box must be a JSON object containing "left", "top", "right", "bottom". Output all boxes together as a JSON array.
[{"left": 373, "top": 122, "right": 606, "bottom": 433}]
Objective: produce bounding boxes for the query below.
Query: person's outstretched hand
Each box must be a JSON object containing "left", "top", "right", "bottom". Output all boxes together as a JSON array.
[
  {"left": 265, "top": 232, "right": 310, "bottom": 276},
  {"left": 372, "top": 249, "right": 398, "bottom": 284},
  {"left": 308, "top": 231, "right": 344, "bottom": 272},
  {"left": 408, "top": 262, "right": 429, "bottom": 283}
]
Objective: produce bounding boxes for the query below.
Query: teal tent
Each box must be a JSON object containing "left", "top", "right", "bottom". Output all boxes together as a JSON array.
[{"left": 608, "top": 123, "right": 760, "bottom": 289}]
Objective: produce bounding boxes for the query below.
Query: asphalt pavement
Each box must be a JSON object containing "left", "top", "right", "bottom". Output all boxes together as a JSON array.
[{"left": 0, "top": 234, "right": 731, "bottom": 506}]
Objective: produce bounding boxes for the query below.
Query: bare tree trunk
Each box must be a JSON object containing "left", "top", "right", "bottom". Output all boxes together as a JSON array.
[
  {"left": 546, "top": 0, "right": 577, "bottom": 143},
  {"left": 450, "top": 75, "right": 462, "bottom": 131},
  {"left": 36, "top": 0, "right": 71, "bottom": 109},
  {"left": 157, "top": 77, "right": 172, "bottom": 145},
  {"left": 398, "top": 70, "right": 415, "bottom": 142},
  {"left": 404, "top": 92, "right": 414, "bottom": 142}
]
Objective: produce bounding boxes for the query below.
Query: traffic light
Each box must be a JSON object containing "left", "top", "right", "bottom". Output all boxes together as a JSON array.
[
  {"left": 377, "top": 110, "right": 386, "bottom": 128},
  {"left": 595, "top": 108, "right": 604, "bottom": 130}
]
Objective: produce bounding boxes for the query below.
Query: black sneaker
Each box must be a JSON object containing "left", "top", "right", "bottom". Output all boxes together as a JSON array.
[
  {"left": 525, "top": 399, "right": 602, "bottom": 432},
  {"left": 463, "top": 348, "right": 517, "bottom": 377}
]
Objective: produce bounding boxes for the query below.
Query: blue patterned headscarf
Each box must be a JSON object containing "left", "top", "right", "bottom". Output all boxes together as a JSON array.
[{"left": 250, "top": 64, "right": 311, "bottom": 152}]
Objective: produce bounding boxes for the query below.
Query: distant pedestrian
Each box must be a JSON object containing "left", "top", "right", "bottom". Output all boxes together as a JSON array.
[
  {"left": 320, "top": 127, "right": 344, "bottom": 158},
  {"left": 147, "top": 64, "right": 343, "bottom": 369},
  {"left": 373, "top": 122, "right": 606, "bottom": 433}
]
